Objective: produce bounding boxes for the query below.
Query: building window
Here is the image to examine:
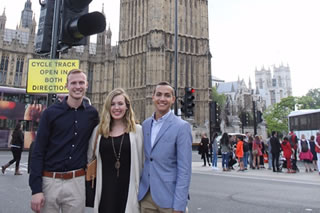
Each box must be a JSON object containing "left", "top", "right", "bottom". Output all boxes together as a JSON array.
[
  {"left": 270, "top": 90, "right": 276, "bottom": 105},
  {"left": 259, "top": 79, "right": 263, "bottom": 89},
  {"left": 272, "top": 78, "right": 277, "bottom": 87},
  {"left": 14, "top": 57, "right": 24, "bottom": 86},
  {"left": 278, "top": 76, "right": 282, "bottom": 87},
  {"left": 0, "top": 55, "right": 9, "bottom": 84}
]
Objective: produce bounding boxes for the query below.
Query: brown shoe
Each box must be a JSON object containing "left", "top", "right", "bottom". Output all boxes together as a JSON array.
[{"left": 1, "top": 163, "right": 9, "bottom": 174}]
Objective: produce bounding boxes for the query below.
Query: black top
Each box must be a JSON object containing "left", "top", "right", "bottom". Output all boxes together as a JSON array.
[
  {"left": 11, "top": 129, "right": 24, "bottom": 148},
  {"left": 29, "top": 97, "right": 99, "bottom": 195},
  {"left": 99, "top": 133, "right": 131, "bottom": 213},
  {"left": 270, "top": 136, "right": 281, "bottom": 154}
]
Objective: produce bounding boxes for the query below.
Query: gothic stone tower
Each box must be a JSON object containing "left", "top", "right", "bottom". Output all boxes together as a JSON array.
[{"left": 116, "top": 0, "right": 211, "bottom": 126}]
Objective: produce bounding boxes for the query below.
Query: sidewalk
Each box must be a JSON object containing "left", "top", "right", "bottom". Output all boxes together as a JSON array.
[{"left": 192, "top": 161, "right": 320, "bottom": 186}]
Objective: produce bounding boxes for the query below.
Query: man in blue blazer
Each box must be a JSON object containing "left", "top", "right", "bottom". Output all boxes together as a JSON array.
[{"left": 138, "top": 81, "right": 192, "bottom": 213}]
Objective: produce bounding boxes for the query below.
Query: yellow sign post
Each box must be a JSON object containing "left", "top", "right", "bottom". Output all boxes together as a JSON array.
[{"left": 27, "top": 59, "right": 80, "bottom": 93}]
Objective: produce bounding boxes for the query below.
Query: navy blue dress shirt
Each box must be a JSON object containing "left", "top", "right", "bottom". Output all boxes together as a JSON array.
[{"left": 29, "top": 97, "right": 99, "bottom": 195}]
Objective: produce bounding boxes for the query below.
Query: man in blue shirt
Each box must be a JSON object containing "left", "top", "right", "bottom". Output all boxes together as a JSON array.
[{"left": 29, "top": 69, "right": 99, "bottom": 213}]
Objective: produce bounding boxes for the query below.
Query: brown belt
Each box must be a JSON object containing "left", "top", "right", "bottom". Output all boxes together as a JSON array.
[{"left": 43, "top": 169, "right": 85, "bottom": 180}]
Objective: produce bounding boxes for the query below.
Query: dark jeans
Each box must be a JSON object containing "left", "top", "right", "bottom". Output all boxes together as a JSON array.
[
  {"left": 272, "top": 152, "right": 280, "bottom": 171},
  {"left": 8, "top": 147, "right": 22, "bottom": 168}
]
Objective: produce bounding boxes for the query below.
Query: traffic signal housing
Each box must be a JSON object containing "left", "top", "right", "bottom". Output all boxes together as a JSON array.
[
  {"left": 35, "top": 0, "right": 55, "bottom": 53},
  {"left": 184, "top": 87, "right": 195, "bottom": 117},
  {"left": 60, "top": 0, "right": 106, "bottom": 47},
  {"left": 257, "top": 110, "right": 263, "bottom": 123},
  {"left": 241, "top": 112, "right": 249, "bottom": 126}
]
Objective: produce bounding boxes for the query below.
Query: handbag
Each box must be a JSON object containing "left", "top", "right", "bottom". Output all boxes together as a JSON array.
[
  {"left": 252, "top": 149, "right": 258, "bottom": 155},
  {"left": 85, "top": 131, "right": 99, "bottom": 207}
]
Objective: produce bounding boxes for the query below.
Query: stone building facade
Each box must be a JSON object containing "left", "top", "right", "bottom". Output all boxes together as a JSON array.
[
  {"left": 0, "top": 0, "right": 211, "bottom": 127},
  {"left": 255, "top": 64, "right": 292, "bottom": 107},
  {"left": 116, "top": 0, "right": 212, "bottom": 125}
]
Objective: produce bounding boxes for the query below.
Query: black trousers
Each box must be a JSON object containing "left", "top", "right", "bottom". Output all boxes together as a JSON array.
[
  {"left": 8, "top": 147, "right": 22, "bottom": 168},
  {"left": 202, "top": 151, "right": 211, "bottom": 166},
  {"left": 272, "top": 152, "right": 280, "bottom": 171}
]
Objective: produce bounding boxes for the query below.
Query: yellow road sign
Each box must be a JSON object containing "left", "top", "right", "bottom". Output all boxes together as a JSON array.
[{"left": 27, "top": 59, "right": 80, "bottom": 93}]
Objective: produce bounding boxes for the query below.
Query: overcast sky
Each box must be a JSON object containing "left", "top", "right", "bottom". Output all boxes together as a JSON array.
[{"left": 1, "top": 0, "right": 320, "bottom": 97}]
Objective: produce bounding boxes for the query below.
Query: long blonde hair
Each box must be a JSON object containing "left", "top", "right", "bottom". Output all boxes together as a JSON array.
[{"left": 98, "top": 88, "right": 136, "bottom": 137}]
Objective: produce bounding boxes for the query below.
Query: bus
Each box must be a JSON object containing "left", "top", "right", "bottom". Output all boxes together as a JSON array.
[
  {"left": 288, "top": 109, "right": 320, "bottom": 139},
  {"left": 0, "top": 86, "right": 47, "bottom": 149}
]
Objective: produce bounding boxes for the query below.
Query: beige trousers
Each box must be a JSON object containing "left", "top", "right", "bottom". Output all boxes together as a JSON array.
[
  {"left": 140, "top": 191, "right": 188, "bottom": 213},
  {"left": 41, "top": 176, "right": 85, "bottom": 213}
]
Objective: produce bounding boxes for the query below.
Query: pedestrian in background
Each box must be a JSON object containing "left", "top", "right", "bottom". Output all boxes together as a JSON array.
[
  {"left": 1, "top": 122, "right": 24, "bottom": 175},
  {"left": 220, "top": 133, "right": 231, "bottom": 171},
  {"left": 199, "top": 133, "right": 211, "bottom": 167},
  {"left": 288, "top": 130, "right": 299, "bottom": 172},
  {"left": 315, "top": 132, "right": 320, "bottom": 175},
  {"left": 87, "top": 88, "right": 144, "bottom": 213},
  {"left": 252, "top": 135, "right": 262, "bottom": 169},
  {"left": 259, "top": 136, "right": 266, "bottom": 169},
  {"left": 235, "top": 136, "right": 245, "bottom": 171},
  {"left": 298, "top": 134, "right": 313, "bottom": 173},
  {"left": 270, "top": 131, "right": 281, "bottom": 172},
  {"left": 248, "top": 135, "right": 254, "bottom": 169},
  {"left": 29, "top": 69, "right": 99, "bottom": 213},
  {"left": 309, "top": 135, "right": 318, "bottom": 171},
  {"left": 281, "top": 137, "right": 293, "bottom": 173},
  {"left": 242, "top": 137, "right": 249, "bottom": 170},
  {"left": 211, "top": 132, "right": 219, "bottom": 170},
  {"left": 267, "top": 136, "right": 272, "bottom": 170}
]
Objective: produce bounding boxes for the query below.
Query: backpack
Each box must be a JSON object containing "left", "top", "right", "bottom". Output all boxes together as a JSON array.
[
  {"left": 301, "top": 140, "right": 308, "bottom": 152},
  {"left": 288, "top": 134, "right": 297, "bottom": 149},
  {"left": 243, "top": 142, "right": 249, "bottom": 152}
]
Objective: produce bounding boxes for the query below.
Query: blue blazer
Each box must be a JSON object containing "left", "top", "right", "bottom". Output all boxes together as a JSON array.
[{"left": 138, "top": 112, "right": 192, "bottom": 211}]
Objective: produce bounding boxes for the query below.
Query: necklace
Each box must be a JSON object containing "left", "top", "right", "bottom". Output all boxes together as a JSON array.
[{"left": 111, "top": 134, "right": 125, "bottom": 178}]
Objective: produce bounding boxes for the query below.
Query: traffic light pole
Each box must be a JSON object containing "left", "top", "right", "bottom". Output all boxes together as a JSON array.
[
  {"left": 47, "top": 0, "right": 61, "bottom": 106},
  {"left": 253, "top": 100, "right": 257, "bottom": 136},
  {"left": 174, "top": 0, "right": 178, "bottom": 115}
]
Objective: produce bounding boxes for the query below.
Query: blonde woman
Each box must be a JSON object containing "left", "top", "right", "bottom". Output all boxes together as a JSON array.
[{"left": 87, "top": 88, "right": 144, "bottom": 213}]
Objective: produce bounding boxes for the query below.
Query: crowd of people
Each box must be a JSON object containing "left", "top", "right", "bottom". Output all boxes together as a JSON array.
[{"left": 198, "top": 130, "right": 320, "bottom": 175}]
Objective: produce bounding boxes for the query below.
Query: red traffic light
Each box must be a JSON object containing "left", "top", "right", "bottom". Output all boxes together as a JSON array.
[{"left": 185, "top": 87, "right": 195, "bottom": 93}]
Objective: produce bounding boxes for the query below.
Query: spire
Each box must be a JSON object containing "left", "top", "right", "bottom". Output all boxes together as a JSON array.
[
  {"left": 102, "top": 3, "right": 105, "bottom": 14},
  {"left": 249, "top": 77, "right": 252, "bottom": 90},
  {"left": 106, "top": 24, "right": 112, "bottom": 38},
  {"left": 2, "top": 8, "right": 6, "bottom": 16},
  {"left": 20, "top": 0, "right": 33, "bottom": 29}
]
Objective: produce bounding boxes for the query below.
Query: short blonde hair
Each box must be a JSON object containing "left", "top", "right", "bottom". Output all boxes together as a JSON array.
[
  {"left": 66, "top": 69, "right": 86, "bottom": 83},
  {"left": 98, "top": 88, "right": 136, "bottom": 137}
]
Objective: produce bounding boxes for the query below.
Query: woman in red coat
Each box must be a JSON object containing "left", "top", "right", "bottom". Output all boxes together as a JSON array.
[{"left": 281, "top": 137, "right": 293, "bottom": 173}]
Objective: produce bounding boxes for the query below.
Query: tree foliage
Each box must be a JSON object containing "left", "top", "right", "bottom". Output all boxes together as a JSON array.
[
  {"left": 211, "top": 87, "right": 226, "bottom": 107},
  {"left": 264, "top": 96, "right": 295, "bottom": 135},
  {"left": 297, "top": 88, "right": 320, "bottom": 109}
]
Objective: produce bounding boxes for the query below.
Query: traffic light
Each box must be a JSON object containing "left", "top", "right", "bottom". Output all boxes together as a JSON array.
[
  {"left": 185, "top": 87, "right": 195, "bottom": 117},
  {"left": 257, "top": 110, "right": 263, "bottom": 123},
  {"left": 35, "top": 0, "right": 55, "bottom": 53},
  {"left": 216, "top": 103, "right": 220, "bottom": 124},
  {"left": 60, "top": 0, "right": 106, "bottom": 47},
  {"left": 241, "top": 112, "right": 249, "bottom": 126}
]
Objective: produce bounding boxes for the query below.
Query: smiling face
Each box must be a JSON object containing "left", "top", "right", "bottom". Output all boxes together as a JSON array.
[
  {"left": 152, "top": 85, "right": 175, "bottom": 119},
  {"left": 66, "top": 72, "right": 88, "bottom": 101},
  {"left": 110, "top": 94, "right": 128, "bottom": 120}
]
